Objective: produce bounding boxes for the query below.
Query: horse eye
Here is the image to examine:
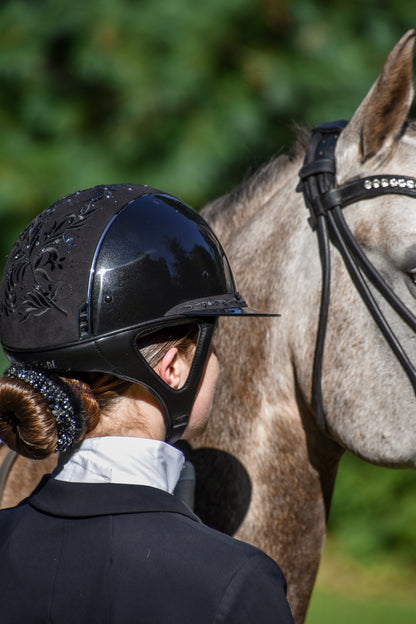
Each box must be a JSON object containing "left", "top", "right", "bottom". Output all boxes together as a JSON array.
[{"left": 409, "top": 270, "right": 416, "bottom": 284}]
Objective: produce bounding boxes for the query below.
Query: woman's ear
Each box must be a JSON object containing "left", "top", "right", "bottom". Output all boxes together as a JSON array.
[{"left": 157, "top": 347, "right": 189, "bottom": 389}]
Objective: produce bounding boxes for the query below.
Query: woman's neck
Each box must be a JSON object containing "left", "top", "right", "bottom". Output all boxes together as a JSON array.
[{"left": 87, "top": 386, "right": 166, "bottom": 440}]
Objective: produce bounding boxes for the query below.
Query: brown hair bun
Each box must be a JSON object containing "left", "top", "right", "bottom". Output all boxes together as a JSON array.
[
  {"left": 0, "top": 376, "right": 58, "bottom": 459},
  {"left": 0, "top": 367, "right": 93, "bottom": 459}
]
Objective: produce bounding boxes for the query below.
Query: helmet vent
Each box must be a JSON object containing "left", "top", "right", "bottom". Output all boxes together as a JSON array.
[{"left": 78, "top": 302, "right": 90, "bottom": 339}]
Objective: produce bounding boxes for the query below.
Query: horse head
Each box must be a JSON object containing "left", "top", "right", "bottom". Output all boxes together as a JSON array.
[{"left": 309, "top": 29, "right": 416, "bottom": 468}]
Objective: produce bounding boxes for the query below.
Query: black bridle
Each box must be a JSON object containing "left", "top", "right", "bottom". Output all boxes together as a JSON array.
[{"left": 298, "top": 121, "right": 416, "bottom": 431}]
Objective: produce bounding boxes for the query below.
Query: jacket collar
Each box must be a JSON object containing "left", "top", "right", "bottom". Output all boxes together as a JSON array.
[{"left": 28, "top": 476, "right": 201, "bottom": 522}]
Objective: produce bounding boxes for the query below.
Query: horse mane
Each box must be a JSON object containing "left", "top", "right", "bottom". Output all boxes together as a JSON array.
[{"left": 202, "top": 128, "right": 309, "bottom": 239}]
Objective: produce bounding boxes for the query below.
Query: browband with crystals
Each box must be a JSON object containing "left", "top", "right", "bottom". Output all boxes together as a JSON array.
[
  {"left": 306, "top": 174, "right": 416, "bottom": 217},
  {"left": 4, "top": 365, "right": 86, "bottom": 452}
]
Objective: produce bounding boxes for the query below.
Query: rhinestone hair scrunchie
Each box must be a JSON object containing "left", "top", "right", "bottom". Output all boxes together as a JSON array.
[{"left": 4, "top": 365, "right": 86, "bottom": 452}]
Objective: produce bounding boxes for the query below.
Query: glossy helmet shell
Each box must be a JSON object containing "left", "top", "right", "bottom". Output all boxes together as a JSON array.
[{"left": 0, "top": 184, "right": 263, "bottom": 441}]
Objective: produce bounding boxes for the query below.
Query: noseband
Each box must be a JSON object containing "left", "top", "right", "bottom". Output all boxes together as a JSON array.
[{"left": 298, "top": 121, "right": 416, "bottom": 431}]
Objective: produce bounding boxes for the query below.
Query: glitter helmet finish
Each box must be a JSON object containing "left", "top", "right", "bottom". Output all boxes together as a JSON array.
[{"left": 1, "top": 184, "right": 272, "bottom": 442}]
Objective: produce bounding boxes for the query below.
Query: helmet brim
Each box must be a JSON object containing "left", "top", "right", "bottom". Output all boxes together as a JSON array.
[
  {"left": 181, "top": 306, "right": 280, "bottom": 317},
  {"left": 164, "top": 294, "right": 279, "bottom": 318}
]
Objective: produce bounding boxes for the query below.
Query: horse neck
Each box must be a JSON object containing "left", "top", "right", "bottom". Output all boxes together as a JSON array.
[
  {"left": 202, "top": 152, "right": 300, "bottom": 246},
  {"left": 211, "top": 147, "right": 345, "bottom": 504}
]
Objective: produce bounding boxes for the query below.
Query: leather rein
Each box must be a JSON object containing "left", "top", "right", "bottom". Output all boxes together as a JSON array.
[
  {"left": 298, "top": 121, "right": 416, "bottom": 431},
  {"left": 0, "top": 447, "right": 17, "bottom": 505}
]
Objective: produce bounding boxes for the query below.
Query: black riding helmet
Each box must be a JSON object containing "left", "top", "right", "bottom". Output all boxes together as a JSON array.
[{"left": 1, "top": 184, "right": 273, "bottom": 442}]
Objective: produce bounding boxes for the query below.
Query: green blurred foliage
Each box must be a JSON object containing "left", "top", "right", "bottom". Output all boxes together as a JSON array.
[
  {"left": 329, "top": 453, "right": 416, "bottom": 569},
  {"left": 0, "top": 0, "right": 415, "bottom": 261},
  {"left": 0, "top": 0, "right": 415, "bottom": 568},
  {"left": 307, "top": 590, "right": 416, "bottom": 623}
]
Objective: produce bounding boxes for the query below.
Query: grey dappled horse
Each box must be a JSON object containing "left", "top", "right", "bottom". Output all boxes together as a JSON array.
[
  {"left": 194, "top": 29, "right": 416, "bottom": 622},
  {"left": 2, "top": 30, "right": 416, "bottom": 624}
]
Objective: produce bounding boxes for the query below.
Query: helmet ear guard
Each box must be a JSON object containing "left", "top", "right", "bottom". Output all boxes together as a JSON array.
[{"left": 110, "top": 318, "right": 217, "bottom": 443}]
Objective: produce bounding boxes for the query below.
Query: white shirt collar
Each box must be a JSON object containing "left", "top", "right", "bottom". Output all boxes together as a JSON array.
[{"left": 54, "top": 436, "right": 185, "bottom": 494}]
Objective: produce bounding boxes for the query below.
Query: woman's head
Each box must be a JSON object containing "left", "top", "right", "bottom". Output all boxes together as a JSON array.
[{"left": 0, "top": 184, "right": 273, "bottom": 452}]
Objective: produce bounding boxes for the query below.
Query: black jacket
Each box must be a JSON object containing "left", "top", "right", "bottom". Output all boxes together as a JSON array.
[{"left": 0, "top": 476, "right": 294, "bottom": 623}]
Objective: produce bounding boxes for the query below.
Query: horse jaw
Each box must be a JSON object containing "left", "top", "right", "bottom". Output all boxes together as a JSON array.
[{"left": 335, "top": 29, "right": 416, "bottom": 180}]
